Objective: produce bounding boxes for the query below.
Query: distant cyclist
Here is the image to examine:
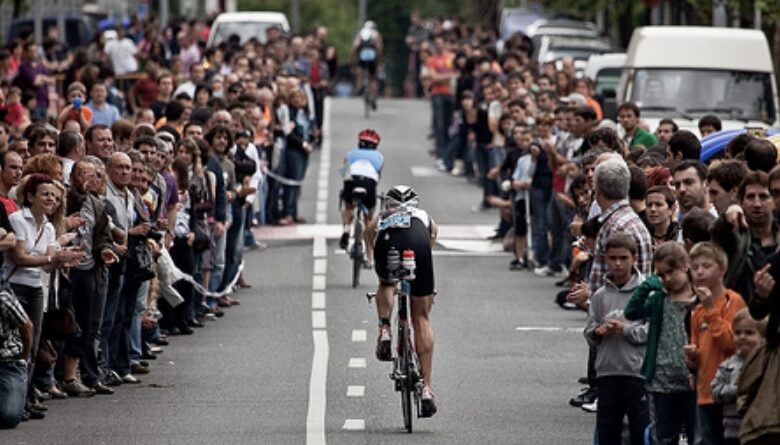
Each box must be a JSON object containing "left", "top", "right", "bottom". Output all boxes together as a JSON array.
[
  {"left": 351, "top": 20, "right": 383, "bottom": 109},
  {"left": 372, "top": 185, "right": 438, "bottom": 417},
  {"left": 339, "top": 129, "right": 384, "bottom": 267}
]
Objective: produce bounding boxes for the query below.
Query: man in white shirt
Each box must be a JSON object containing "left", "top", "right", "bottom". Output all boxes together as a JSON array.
[{"left": 104, "top": 28, "right": 138, "bottom": 76}]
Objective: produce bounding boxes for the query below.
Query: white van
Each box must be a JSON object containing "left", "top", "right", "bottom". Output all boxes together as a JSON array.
[
  {"left": 207, "top": 12, "right": 290, "bottom": 47},
  {"left": 618, "top": 26, "right": 779, "bottom": 136}
]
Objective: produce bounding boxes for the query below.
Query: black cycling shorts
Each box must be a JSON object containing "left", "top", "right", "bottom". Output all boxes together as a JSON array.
[
  {"left": 513, "top": 199, "right": 528, "bottom": 237},
  {"left": 342, "top": 176, "right": 377, "bottom": 210},
  {"left": 373, "top": 218, "right": 435, "bottom": 297},
  {"left": 359, "top": 60, "right": 377, "bottom": 77}
]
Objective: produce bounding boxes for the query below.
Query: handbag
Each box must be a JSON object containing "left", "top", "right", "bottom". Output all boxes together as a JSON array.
[
  {"left": 192, "top": 220, "right": 212, "bottom": 252},
  {"left": 127, "top": 240, "right": 155, "bottom": 282},
  {"left": 42, "top": 270, "right": 78, "bottom": 340}
]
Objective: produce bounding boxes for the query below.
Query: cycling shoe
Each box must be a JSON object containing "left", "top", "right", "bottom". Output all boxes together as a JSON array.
[
  {"left": 420, "top": 385, "right": 437, "bottom": 417},
  {"left": 375, "top": 326, "right": 392, "bottom": 361}
]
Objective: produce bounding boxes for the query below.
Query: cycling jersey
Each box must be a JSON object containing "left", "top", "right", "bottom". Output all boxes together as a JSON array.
[
  {"left": 374, "top": 208, "right": 435, "bottom": 297},
  {"left": 345, "top": 148, "right": 384, "bottom": 181}
]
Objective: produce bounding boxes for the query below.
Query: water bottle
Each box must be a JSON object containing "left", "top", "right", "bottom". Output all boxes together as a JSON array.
[
  {"left": 387, "top": 247, "right": 400, "bottom": 272},
  {"left": 402, "top": 249, "right": 416, "bottom": 280}
]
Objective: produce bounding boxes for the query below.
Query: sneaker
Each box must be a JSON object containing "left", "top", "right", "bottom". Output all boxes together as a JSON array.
[
  {"left": 420, "top": 385, "right": 438, "bottom": 417},
  {"left": 435, "top": 158, "right": 447, "bottom": 172},
  {"left": 450, "top": 160, "right": 465, "bottom": 177},
  {"left": 339, "top": 232, "right": 349, "bottom": 250},
  {"left": 375, "top": 326, "right": 392, "bottom": 362},
  {"left": 569, "top": 387, "right": 597, "bottom": 407},
  {"left": 581, "top": 398, "right": 598, "bottom": 413},
  {"left": 509, "top": 258, "right": 526, "bottom": 270},
  {"left": 534, "top": 266, "right": 551, "bottom": 276},
  {"left": 121, "top": 374, "right": 141, "bottom": 384},
  {"left": 61, "top": 379, "right": 96, "bottom": 398},
  {"left": 104, "top": 370, "right": 123, "bottom": 387},
  {"left": 363, "top": 259, "right": 373, "bottom": 269}
]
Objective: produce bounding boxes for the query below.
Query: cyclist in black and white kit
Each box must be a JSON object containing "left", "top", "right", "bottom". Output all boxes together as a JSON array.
[
  {"left": 372, "top": 185, "right": 438, "bottom": 417},
  {"left": 351, "top": 21, "right": 383, "bottom": 110}
]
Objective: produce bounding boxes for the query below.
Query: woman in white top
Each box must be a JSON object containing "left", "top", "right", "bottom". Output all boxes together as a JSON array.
[{"left": 5, "top": 174, "right": 82, "bottom": 407}]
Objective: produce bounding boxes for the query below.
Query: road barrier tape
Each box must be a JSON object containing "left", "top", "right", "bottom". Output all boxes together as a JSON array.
[{"left": 262, "top": 166, "right": 305, "bottom": 186}]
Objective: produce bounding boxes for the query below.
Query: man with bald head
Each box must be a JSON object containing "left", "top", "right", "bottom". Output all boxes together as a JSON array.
[{"left": 100, "top": 151, "right": 142, "bottom": 386}]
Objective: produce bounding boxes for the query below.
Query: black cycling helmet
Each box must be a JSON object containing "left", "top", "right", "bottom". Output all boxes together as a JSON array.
[{"left": 385, "top": 185, "right": 418, "bottom": 209}]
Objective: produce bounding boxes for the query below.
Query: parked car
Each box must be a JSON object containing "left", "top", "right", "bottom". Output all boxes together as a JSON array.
[
  {"left": 585, "top": 53, "right": 626, "bottom": 120},
  {"left": 7, "top": 16, "right": 94, "bottom": 48},
  {"left": 207, "top": 12, "right": 290, "bottom": 47},
  {"left": 499, "top": 7, "right": 546, "bottom": 40},
  {"left": 619, "top": 26, "right": 779, "bottom": 136},
  {"left": 537, "top": 35, "right": 614, "bottom": 75}
]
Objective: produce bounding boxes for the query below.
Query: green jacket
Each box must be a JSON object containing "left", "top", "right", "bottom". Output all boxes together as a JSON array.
[
  {"left": 624, "top": 274, "right": 667, "bottom": 383},
  {"left": 629, "top": 127, "right": 658, "bottom": 148}
]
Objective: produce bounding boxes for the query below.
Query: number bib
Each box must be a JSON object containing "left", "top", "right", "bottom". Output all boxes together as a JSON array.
[{"left": 379, "top": 212, "right": 411, "bottom": 231}]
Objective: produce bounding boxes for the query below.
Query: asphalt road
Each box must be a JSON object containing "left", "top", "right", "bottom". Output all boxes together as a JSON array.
[{"left": 3, "top": 98, "right": 593, "bottom": 445}]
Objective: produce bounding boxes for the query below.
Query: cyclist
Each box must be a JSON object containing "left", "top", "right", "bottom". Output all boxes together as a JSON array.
[
  {"left": 351, "top": 20, "right": 383, "bottom": 109},
  {"left": 339, "top": 129, "right": 384, "bottom": 268},
  {"left": 372, "top": 185, "right": 439, "bottom": 417}
]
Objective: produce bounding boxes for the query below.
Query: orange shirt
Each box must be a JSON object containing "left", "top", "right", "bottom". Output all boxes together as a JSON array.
[
  {"left": 690, "top": 288, "right": 746, "bottom": 405},
  {"left": 426, "top": 52, "right": 455, "bottom": 96},
  {"left": 586, "top": 97, "right": 603, "bottom": 120}
]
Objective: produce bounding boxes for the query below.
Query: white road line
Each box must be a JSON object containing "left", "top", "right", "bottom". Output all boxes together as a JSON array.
[
  {"left": 351, "top": 329, "right": 367, "bottom": 342},
  {"left": 306, "top": 330, "right": 329, "bottom": 444},
  {"left": 312, "top": 292, "right": 326, "bottom": 309},
  {"left": 306, "top": 97, "right": 331, "bottom": 445},
  {"left": 315, "top": 212, "right": 327, "bottom": 224},
  {"left": 313, "top": 236, "right": 327, "bottom": 258},
  {"left": 342, "top": 419, "right": 365, "bottom": 431},
  {"left": 348, "top": 358, "right": 367, "bottom": 368},
  {"left": 313, "top": 259, "right": 327, "bottom": 274},
  {"left": 318, "top": 178, "right": 328, "bottom": 189},
  {"left": 312, "top": 275, "right": 327, "bottom": 291},
  {"left": 316, "top": 201, "right": 328, "bottom": 213},
  {"left": 346, "top": 385, "right": 365, "bottom": 397},
  {"left": 317, "top": 190, "right": 329, "bottom": 202},
  {"left": 515, "top": 326, "right": 583, "bottom": 333},
  {"left": 312, "top": 311, "right": 327, "bottom": 329}
]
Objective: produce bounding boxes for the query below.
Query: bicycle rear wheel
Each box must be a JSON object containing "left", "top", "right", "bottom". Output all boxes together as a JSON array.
[
  {"left": 400, "top": 324, "right": 413, "bottom": 433},
  {"left": 351, "top": 221, "right": 364, "bottom": 288}
]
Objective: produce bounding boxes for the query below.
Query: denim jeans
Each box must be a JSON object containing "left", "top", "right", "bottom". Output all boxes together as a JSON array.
[
  {"left": 208, "top": 225, "right": 227, "bottom": 293},
  {"left": 0, "top": 360, "right": 27, "bottom": 429},
  {"left": 474, "top": 145, "right": 499, "bottom": 207},
  {"left": 282, "top": 148, "right": 309, "bottom": 219},
  {"left": 431, "top": 94, "right": 454, "bottom": 160},
  {"left": 113, "top": 272, "right": 142, "bottom": 376},
  {"left": 222, "top": 203, "right": 246, "bottom": 292},
  {"left": 11, "top": 283, "right": 43, "bottom": 403},
  {"left": 651, "top": 391, "right": 697, "bottom": 445},
  {"left": 128, "top": 280, "right": 150, "bottom": 367},
  {"left": 99, "top": 262, "right": 125, "bottom": 375},
  {"left": 529, "top": 187, "right": 552, "bottom": 267},
  {"left": 597, "top": 376, "right": 650, "bottom": 445}
]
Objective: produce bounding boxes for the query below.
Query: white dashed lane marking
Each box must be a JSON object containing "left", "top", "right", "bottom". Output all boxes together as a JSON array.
[
  {"left": 342, "top": 419, "right": 366, "bottom": 431},
  {"left": 311, "top": 292, "right": 326, "bottom": 310},
  {"left": 312, "top": 311, "right": 327, "bottom": 329},
  {"left": 348, "top": 358, "right": 367, "bottom": 369},
  {"left": 351, "top": 329, "right": 367, "bottom": 342},
  {"left": 347, "top": 386, "right": 365, "bottom": 397}
]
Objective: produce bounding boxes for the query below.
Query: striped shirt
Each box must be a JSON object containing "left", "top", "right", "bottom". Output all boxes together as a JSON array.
[
  {"left": 0, "top": 290, "right": 29, "bottom": 360},
  {"left": 589, "top": 200, "right": 653, "bottom": 294}
]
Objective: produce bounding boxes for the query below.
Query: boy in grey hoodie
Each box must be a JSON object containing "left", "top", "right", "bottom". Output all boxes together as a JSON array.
[{"left": 584, "top": 233, "right": 650, "bottom": 445}]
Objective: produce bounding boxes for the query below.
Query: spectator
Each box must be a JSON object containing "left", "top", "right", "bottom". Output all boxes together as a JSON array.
[
  {"left": 617, "top": 102, "right": 658, "bottom": 149},
  {"left": 426, "top": 35, "right": 457, "bottom": 172},
  {"left": 104, "top": 28, "right": 138, "bottom": 77},
  {"left": 86, "top": 82, "right": 121, "bottom": 127},
  {"left": 655, "top": 118, "right": 678, "bottom": 144},
  {"left": 743, "top": 139, "right": 777, "bottom": 173},
  {"left": 699, "top": 114, "right": 722, "bottom": 138},
  {"left": 672, "top": 160, "right": 713, "bottom": 219},
  {"left": 645, "top": 185, "right": 679, "bottom": 249},
  {"left": 0, "top": 287, "right": 32, "bottom": 428},
  {"left": 706, "top": 160, "right": 748, "bottom": 214},
  {"left": 669, "top": 130, "right": 702, "bottom": 161}
]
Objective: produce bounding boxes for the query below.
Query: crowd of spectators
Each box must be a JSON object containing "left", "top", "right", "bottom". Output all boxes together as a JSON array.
[
  {"left": 408, "top": 11, "right": 780, "bottom": 445},
  {"left": 0, "top": 14, "right": 333, "bottom": 427}
]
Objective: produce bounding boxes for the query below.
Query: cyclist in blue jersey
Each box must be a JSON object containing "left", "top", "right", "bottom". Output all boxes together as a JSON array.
[{"left": 339, "top": 129, "right": 384, "bottom": 266}]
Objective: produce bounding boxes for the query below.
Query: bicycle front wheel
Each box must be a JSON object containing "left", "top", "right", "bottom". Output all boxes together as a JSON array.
[{"left": 351, "top": 222, "right": 363, "bottom": 288}]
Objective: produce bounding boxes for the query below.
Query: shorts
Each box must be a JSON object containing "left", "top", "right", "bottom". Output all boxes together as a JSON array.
[
  {"left": 342, "top": 176, "right": 377, "bottom": 211},
  {"left": 513, "top": 199, "right": 528, "bottom": 237},
  {"left": 373, "top": 219, "right": 434, "bottom": 297},
  {"left": 359, "top": 60, "right": 377, "bottom": 77}
]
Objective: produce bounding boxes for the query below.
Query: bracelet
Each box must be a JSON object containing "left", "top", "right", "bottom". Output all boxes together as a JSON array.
[{"left": 47, "top": 256, "right": 52, "bottom": 264}]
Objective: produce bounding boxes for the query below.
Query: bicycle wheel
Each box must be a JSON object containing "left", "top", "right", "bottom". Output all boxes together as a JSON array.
[
  {"left": 400, "top": 324, "right": 413, "bottom": 433},
  {"left": 351, "top": 221, "right": 363, "bottom": 288}
]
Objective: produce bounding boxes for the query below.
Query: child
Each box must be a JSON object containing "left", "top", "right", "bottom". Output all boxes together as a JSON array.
[
  {"left": 509, "top": 127, "right": 534, "bottom": 269},
  {"left": 711, "top": 308, "right": 766, "bottom": 445},
  {"left": 584, "top": 233, "right": 650, "bottom": 445},
  {"left": 625, "top": 241, "right": 698, "bottom": 445},
  {"left": 56, "top": 81, "right": 92, "bottom": 130},
  {"left": 685, "top": 242, "right": 746, "bottom": 445}
]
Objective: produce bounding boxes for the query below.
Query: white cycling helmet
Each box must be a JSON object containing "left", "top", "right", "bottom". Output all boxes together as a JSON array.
[
  {"left": 363, "top": 20, "right": 377, "bottom": 30},
  {"left": 359, "top": 28, "right": 373, "bottom": 42},
  {"left": 385, "top": 185, "right": 418, "bottom": 210}
]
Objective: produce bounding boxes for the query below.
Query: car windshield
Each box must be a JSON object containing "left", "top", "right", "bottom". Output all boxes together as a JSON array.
[
  {"left": 631, "top": 68, "right": 775, "bottom": 123},
  {"left": 211, "top": 21, "right": 278, "bottom": 45},
  {"left": 595, "top": 67, "right": 621, "bottom": 96}
]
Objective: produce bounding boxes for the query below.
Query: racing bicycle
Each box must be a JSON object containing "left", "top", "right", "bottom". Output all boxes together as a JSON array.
[
  {"left": 347, "top": 187, "right": 369, "bottom": 287},
  {"left": 367, "top": 246, "right": 424, "bottom": 433}
]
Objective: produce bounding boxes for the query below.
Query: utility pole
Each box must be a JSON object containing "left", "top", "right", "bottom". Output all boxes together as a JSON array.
[
  {"left": 712, "top": 0, "right": 727, "bottom": 27},
  {"left": 291, "top": 0, "right": 300, "bottom": 34},
  {"left": 160, "top": 0, "right": 169, "bottom": 30},
  {"left": 358, "top": 0, "right": 367, "bottom": 28},
  {"left": 33, "top": 0, "right": 44, "bottom": 44}
]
